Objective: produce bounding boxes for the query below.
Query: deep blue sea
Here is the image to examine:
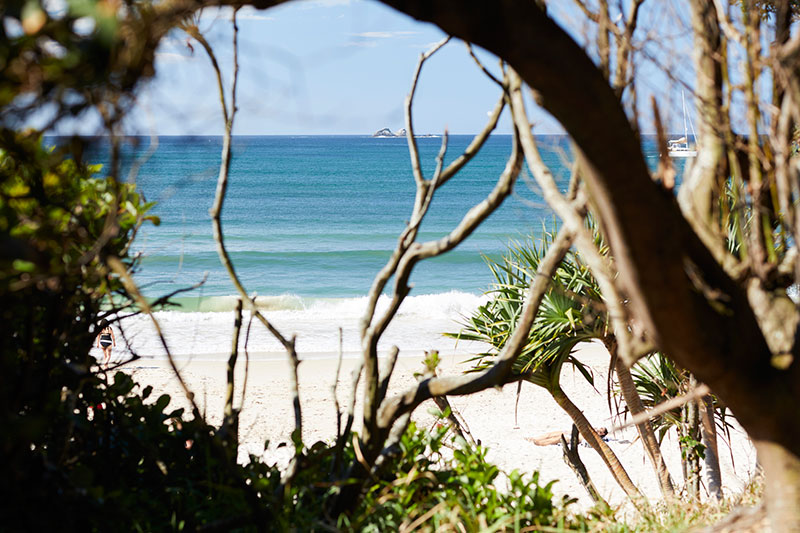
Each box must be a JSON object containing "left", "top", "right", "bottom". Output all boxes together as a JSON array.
[
  {"left": 110, "top": 135, "right": 578, "bottom": 301},
  {"left": 78, "top": 135, "right": 667, "bottom": 358}
]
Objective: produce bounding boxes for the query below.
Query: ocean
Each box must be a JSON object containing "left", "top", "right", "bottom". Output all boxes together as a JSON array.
[{"left": 81, "top": 135, "right": 665, "bottom": 360}]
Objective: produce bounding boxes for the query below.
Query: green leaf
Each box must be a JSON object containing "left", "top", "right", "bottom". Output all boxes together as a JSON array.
[{"left": 12, "top": 259, "right": 35, "bottom": 272}]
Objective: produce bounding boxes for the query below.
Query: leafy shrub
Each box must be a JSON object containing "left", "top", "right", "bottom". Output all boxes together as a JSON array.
[
  {"left": 348, "top": 421, "right": 577, "bottom": 532},
  {"left": 0, "top": 134, "right": 582, "bottom": 531}
]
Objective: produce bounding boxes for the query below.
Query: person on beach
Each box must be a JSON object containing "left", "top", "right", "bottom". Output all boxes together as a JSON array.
[
  {"left": 526, "top": 427, "right": 608, "bottom": 446},
  {"left": 95, "top": 320, "right": 116, "bottom": 368}
]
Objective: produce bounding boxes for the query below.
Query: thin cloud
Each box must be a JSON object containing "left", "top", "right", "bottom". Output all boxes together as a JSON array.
[{"left": 343, "top": 40, "right": 379, "bottom": 48}]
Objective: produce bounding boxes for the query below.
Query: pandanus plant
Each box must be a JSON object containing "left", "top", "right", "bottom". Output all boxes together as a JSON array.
[
  {"left": 631, "top": 353, "right": 731, "bottom": 499},
  {"left": 448, "top": 228, "right": 651, "bottom": 502}
]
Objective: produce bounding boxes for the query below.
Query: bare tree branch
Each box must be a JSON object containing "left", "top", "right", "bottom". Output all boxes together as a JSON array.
[
  {"left": 710, "top": 0, "right": 745, "bottom": 48},
  {"left": 359, "top": 87, "right": 504, "bottom": 343},
  {"left": 612, "top": 384, "right": 711, "bottom": 432},
  {"left": 106, "top": 256, "right": 202, "bottom": 417},
  {"left": 222, "top": 298, "right": 243, "bottom": 448},
  {"left": 651, "top": 96, "right": 676, "bottom": 190},
  {"left": 571, "top": 0, "right": 600, "bottom": 23},
  {"left": 377, "top": 346, "right": 400, "bottom": 407},
  {"left": 332, "top": 360, "right": 363, "bottom": 474},
  {"left": 612, "top": 0, "right": 646, "bottom": 94},
  {"left": 465, "top": 42, "right": 503, "bottom": 88},
  {"left": 438, "top": 94, "right": 505, "bottom": 187},
  {"left": 405, "top": 37, "right": 450, "bottom": 188},
  {"left": 364, "top": 125, "right": 523, "bottom": 443},
  {"left": 332, "top": 327, "right": 344, "bottom": 440},
  {"left": 239, "top": 308, "right": 254, "bottom": 412},
  {"left": 509, "top": 68, "right": 643, "bottom": 366},
  {"left": 378, "top": 222, "right": 577, "bottom": 428},
  {"left": 359, "top": 50, "right": 516, "bottom": 448},
  {"left": 281, "top": 333, "right": 303, "bottom": 484}
]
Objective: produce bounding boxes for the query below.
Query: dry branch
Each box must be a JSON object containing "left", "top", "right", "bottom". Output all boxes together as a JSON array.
[
  {"left": 651, "top": 96, "right": 676, "bottom": 190},
  {"left": 561, "top": 425, "right": 608, "bottom": 507},
  {"left": 332, "top": 360, "right": 364, "bottom": 474},
  {"left": 509, "top": 68, "right": 644, "bottom": 367},
  {"left": 106, "top": 256, "right": 202, "bottom": 418},
  {"left": 239, "top": 309, "right": 255, "bottom": 413},
  {"left": 282, "top": 333, "right": 303, "bottom": 484},
  {"left": 377, "top": 346, "right": 400, "bottom": 407},
  {"left": 465, "top": 42, "right": 503, "bottom": 88},
  {"left": 222, "top": 298, "right": 243, "bottom": 448},
  {"left": 405, "top": 37, "right": 450, "bottom": 187},
  {"left": 377, "top": 222, "right": 577, "bottom": 428},
  {"left": 191, "top": 8, "right": 302, "bottom": 505},
  {"left": 332, "top": 327, "right": 344, "bottom": 440},
  {"left": 359, "top": 46, "right": 518, "bottom": 449},
  {"left": 612, "top": 383, "right": 711, "bottom": 432}
]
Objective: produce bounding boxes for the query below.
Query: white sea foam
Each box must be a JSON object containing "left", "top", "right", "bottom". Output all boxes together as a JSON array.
[{"left": 100, "top": 291, "right": 490, "bottom": 362}]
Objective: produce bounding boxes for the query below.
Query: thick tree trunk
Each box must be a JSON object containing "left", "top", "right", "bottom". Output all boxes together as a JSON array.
[
  {"left": 757, "top": 440, "right": 800, "bottom": 533},
  {"left": 373, "top": 1, "right": 800, "bottom": 529},
  {"left": 551, "top": 385, "right": 643, "bottom": 503}
]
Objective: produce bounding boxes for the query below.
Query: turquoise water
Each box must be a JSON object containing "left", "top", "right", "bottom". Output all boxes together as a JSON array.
[
  {"left": 109, "top": 135, "right": 578, "bottom": 304},
  {"left": 79, "top": 134, "right": 669, "bottom": 357}
]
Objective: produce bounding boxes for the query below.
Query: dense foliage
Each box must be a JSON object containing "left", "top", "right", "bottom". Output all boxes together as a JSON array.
[
  {"left": 0, "top": 134, "right": 582, "bottom": 531},
  {"left": 350, "top": 421, "right": 576, "bottom": 532},
  {"left": 0, "top": 134, "right": 274, "bottom": 531},
  {"left": 2, "top": 0, "right": 788, "bottom": 529}
]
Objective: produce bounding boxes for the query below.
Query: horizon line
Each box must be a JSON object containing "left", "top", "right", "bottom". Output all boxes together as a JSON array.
[{"left": 42, "top": 132, "right": 679, "bottom": 137}]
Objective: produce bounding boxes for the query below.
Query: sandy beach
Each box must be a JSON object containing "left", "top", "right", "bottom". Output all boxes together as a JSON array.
[{"left": 120, "top": 340, "right": 757, "bottom": 511}]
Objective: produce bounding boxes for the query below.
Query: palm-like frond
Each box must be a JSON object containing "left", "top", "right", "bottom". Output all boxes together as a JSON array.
[
  {"left": 630, "top": 353, "right": 683, "bottom": 442},
  {"left": 630, "top": 353, "right": 732, "bottom": 442},
  {"left": 446, "top": 225, "right": 607, "bottom": 392}
]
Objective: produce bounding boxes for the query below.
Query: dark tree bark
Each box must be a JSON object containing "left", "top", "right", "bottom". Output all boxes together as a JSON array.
[
  {"left": 561, "top": 425, "right": 609, "bottom": 508},
  {"left": 94, "top": 0, "right": 800, "bottom": 526},
  {"left": 374, "top": 1, "right": 800, "bottom": 529}
]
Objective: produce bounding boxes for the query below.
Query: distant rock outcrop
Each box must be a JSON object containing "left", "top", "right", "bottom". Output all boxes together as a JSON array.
[
  {"left": 372, "top": 127, "right": 397, "bottom": 138},
  {"left": 372, "top": 127, "right": 435, "bottom": 138}
]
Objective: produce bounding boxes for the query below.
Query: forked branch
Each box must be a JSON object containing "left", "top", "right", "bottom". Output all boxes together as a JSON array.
[
  {"left": 508, "top": 68, "right": 644, "bottom": 367},
  {"left": 359, "top": 42, "right": 513, "bottom": 446},
  {"left": 194, "top": 7, "right": 303, "bottom": 490},
  {"left": 377, "top": 222, "right": 578, "bottom": 428}
]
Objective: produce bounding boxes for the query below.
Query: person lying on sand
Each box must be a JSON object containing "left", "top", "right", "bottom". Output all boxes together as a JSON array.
[{"left": 526, "top": 427, "right": 608, "bottom": 446}]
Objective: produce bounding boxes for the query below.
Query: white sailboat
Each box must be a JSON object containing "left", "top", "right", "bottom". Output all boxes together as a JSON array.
[{"left": 668, "top": 91, "right": 697, "bottom": 158}]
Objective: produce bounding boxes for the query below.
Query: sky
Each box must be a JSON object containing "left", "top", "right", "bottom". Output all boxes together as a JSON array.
[
  {"left": 133, "top": 0, "right": 529, "bottom": 136},
  {"left": 47, "top": 0, "right": 711, "bottom": 137}
]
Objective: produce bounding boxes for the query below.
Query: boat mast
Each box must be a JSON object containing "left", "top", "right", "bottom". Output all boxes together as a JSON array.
[{"left": 682, "top": 90, "right": 689, "bottom": 149}]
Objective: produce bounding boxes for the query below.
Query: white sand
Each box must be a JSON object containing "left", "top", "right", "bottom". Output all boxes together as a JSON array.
[{"left": 121, "top": 341, "right": 757, "bottom": 510}]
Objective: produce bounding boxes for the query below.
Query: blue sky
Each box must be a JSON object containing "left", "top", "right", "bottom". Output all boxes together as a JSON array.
[
  {"left": 133, "top": 0, "right": 525, "bottom": 135},
  {"left": 27, "top": 0, "right": 769, "bottom": 137},
  {"left": 122, "top": 0, "right": 700, "bottom": 136}
]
